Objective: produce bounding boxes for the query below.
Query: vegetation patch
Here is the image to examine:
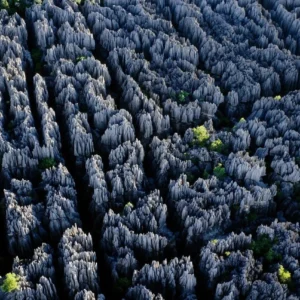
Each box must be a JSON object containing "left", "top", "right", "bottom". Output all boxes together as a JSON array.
[
  {"left": 278, "top": 265, "right": 291, "bottom": 284},
  {"left": 177, "top": 90, "right": 189, "bottom": 103},
  {"left": 213, "top": 163, "right": 226, "bottom": 179},
  {"left": 251, "top": 234, "right": 282, "bottom": 264},
  {"left": 192, "top": 125, "right": 209, "bottom": 146},
  {"left": 1, "top": 273, "right": 20, "bottom": 293},
  {"left": 38, "top": 157, "right": 56, "bottom": 170}
]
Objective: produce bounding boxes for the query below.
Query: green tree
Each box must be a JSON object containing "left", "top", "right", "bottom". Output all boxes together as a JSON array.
[
  {"left": 211, "top": 239, "right": 218, "bottom": 245},
  {"left": 251, "top": 234, "right": 273, "bottom": 257},
  {"left": 38, "top": 157, "right": 56, "bottom": 170},
  {"left": 278, "top": 265, "right": 291, "bottom": 284},
  {"left": 0, "top": 0, "right": 9, "bottom": 10},
  {"left": 265, "top": 249, "right": 282, "bottom": 263},
  {"left": 192, "top": 125, "right": 209, "bottom": 146},
  {"left": 210, "top": 139, "right": 224, "bottom": 152},
  {"left": 213, "top": 163, "right": 226, "bottom": 179},
  {"left": 124, "top": 202, "right": 134, "bottom": 209},
  {"left": 251, "top": 234, "right": 281, "bottom": 264},
  {"left": 1, "top": 273, "right": 20, "bottom": 292},
  {"left": 76, "top": 56, "right": 87, "bottom": 62},
  {"left": 177, "top": 90, "right": 189, "bottom": 103}
]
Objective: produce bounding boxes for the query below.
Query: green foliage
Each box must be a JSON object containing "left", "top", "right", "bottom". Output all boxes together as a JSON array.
[
  {"left": 239, "top": 117, "right": 246, "bottom": 123},
  {"left": 278, "top": 265, "right": 291, "bottom": 284},
  {"left": 76, "top": 56, "right": 87, "bottom": 62},
  {"left": 38, "top": 158, "right": 56, "bottom": 170},
  {"left": 274, "top": 95, "right": 281, "bottom": 101},
  {"left": 210, "top": 139, "right": 225, "bottom": 153},
  {"left": 1, "top": 273, "right": 20, "bottom": 292},
  {"left": 251, "top": 234, "right": 281, "bottom": 264},
  {"left": 251, "top": 234, "right": 273, "bottom": 257},
  {"left": 177, "top": 90, "right": 189, "bottom": 103},
  {"left": 211, "top": 239, "right": 218, "bottom": 245},
  {"left": 0, "top": 0, "right": 34, "bottom": 15},
  {"left": 224, "top": 251, "right": 230, "bottom": 257},
  {"left": 125, "top": 202, "right": 134, "bottom": 209},
  {"left": 183, "top": 152, "right": 190, "bottom": 160},
  {"left": 192, "top": 125, "right": 209, "bottom": 146},
  {"left": 265, "top": 249, "right": 282, "bottom": 263},
  {"left": 0, "top": 0, "right": 9, "bottom": 10},
  {"left": 213, "top": 163, "right": 226, "bottom": 179}
]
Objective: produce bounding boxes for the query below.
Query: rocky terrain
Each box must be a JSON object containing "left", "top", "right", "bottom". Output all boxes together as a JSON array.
[{"left": 0, "top": 0, "right": 300, "bottom": 299}]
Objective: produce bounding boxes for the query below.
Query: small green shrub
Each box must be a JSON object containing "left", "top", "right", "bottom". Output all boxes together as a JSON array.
[
  {"left": 192, "top": 125, "right": 209, "bottom": 146},
  {"left": 0, "top": 0, "right": 39, "bottom": 15},
  {"left": 1, "top": 273, "right": 20, "bottom": 292},
  {"left": 38, "top": 158, "right": 56, "bottom": 170},
  {"left": 251, "top": 234, "right": 281, "bottom": 263},
  {"left": 211, "top": 239, "right": 218, "bottom": 245},
  {"left": 0, "top": 0, "right": 9, "bottom": 10},
  {"left": 225, "top": 251, "right": 230, "bottom": 257},
  {"left": 278, "top": 265, "right": 291, "bottom": 284},
  {"left": 76, "top": 56, "right": 87, "bottom": 62},
  {"left": 210, "top": 139, "right": 224, "bottom": 152},
  {"left": 251, "top": 234, "right": 273, "bottom": 257},
  {"left": 274, "top": 95, "right": 281, "bottom": 101},
  {"left": 183, "top": 152, "right": 190, "bottom": 160},
  {"left": 213, "top": 163, "right": 226, "bottom": 179},
  {"left": 177, "top": 90, "right": 189, "bottom": 103},
  {"left": 124, "top": 202, "right": 134, "bottom": 209},
  {"left": 265, "top": 249, "right": 282, "bottom": 263},
  {"left": 233, "top": 117, "right": 246, "bottom": 131}
]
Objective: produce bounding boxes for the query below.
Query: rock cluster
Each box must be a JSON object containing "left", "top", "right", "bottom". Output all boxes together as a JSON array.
[{"left": 0, "top": 0, "right": 300, "bottom": 298}]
